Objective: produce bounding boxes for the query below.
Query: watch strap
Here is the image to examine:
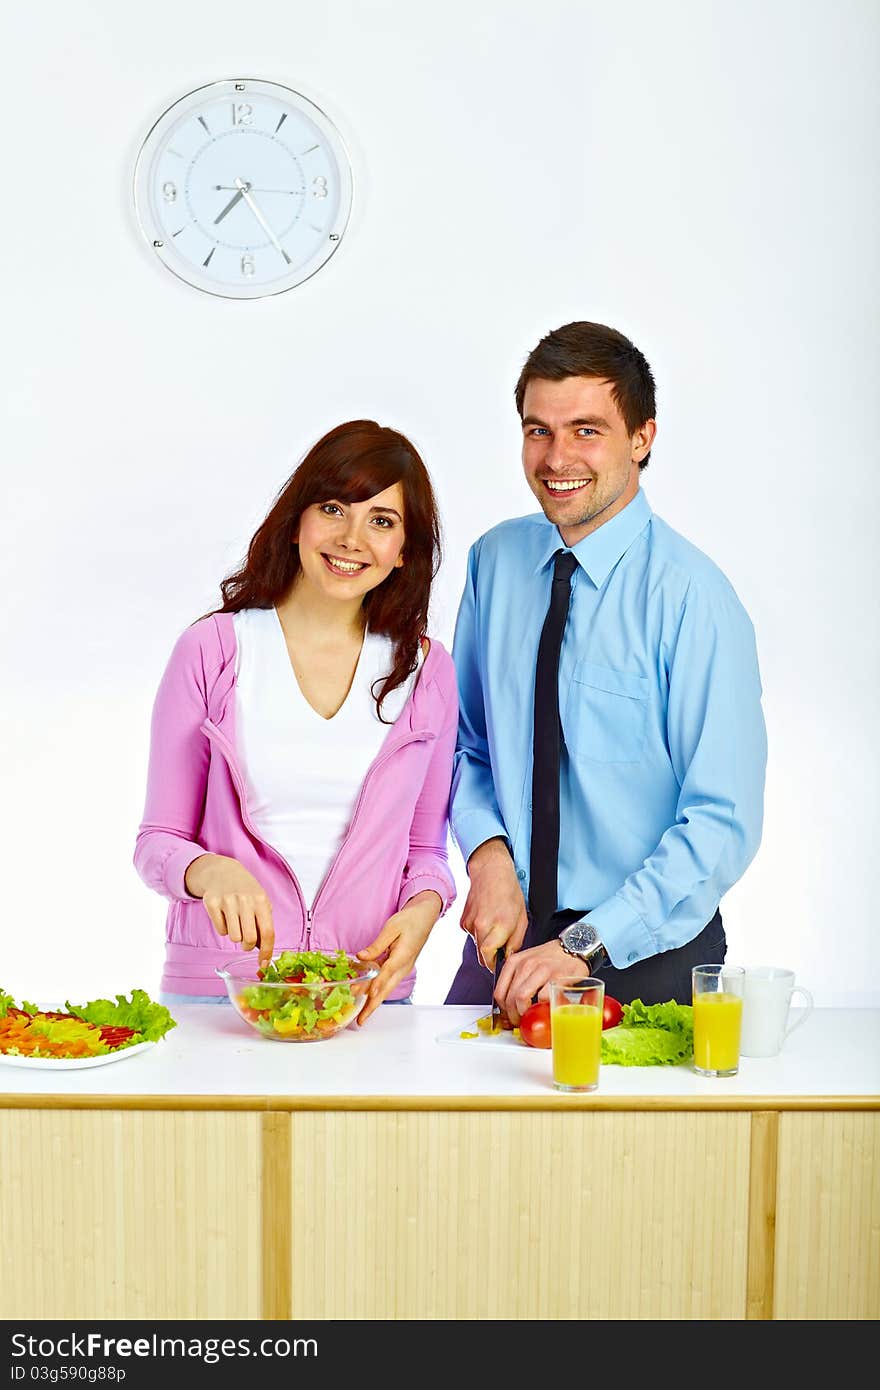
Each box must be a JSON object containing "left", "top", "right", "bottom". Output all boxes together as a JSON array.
[{"left": 583, "top": 942, "right": 607, "bottom": 974}]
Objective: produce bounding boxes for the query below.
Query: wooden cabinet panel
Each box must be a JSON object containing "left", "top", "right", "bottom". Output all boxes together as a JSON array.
[
  {"left": 2, "top": 1104, "right": 875, "bottom": 1320},
  {"left": 774, "top": 1112, "right": 880, "bottom": 1319},
  {"left": 288, "top": 1110, "right": 751, "bottom": 1319},
  {"left": 0, "top": 1111, "right": 262, "bottom": 1320}
]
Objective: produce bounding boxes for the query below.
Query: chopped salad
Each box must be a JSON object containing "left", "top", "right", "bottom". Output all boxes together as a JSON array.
[
  {"left": 235, "top": 949, "right": 372, "bottom": 1040},
  {"left": 0, "top": 988, "right": 177, "bottom": 1060}
]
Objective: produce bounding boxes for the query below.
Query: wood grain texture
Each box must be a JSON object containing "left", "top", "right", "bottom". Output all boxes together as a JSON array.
[
  {"left": 1, "top": 1094, "right": 878, "bottom": 1112},
  {"left": 774, "top": 1112, "right": 880, "bottom": 1319},
  {"left": 261, "top": 1112, "right": 291, "bottom": 1319},
  {"left": 0, "top": 1111, "right": 262, "bottom": 1319},
  {"left": 746, "top": 1112, "right": 779, "bottom": 1319},
  {"left": 3, "top": 1104, "right": 877, "bottom": 1320},
  {"left": 288, "top": 1110, "right": 751, "bottom": 1319}
]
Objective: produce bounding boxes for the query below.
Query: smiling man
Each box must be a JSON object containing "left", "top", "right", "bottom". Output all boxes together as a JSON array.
[{"left": 445, "top": 321, "right": 767, "bottom": 1020}]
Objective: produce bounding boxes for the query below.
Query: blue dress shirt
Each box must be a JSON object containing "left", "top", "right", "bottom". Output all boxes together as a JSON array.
[{"left": 450, "top": 489, "right": 767, "bottom": 969}]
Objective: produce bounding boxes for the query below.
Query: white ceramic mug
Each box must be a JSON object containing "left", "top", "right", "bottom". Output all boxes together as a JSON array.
[{"left": 739, "top": 967, "right": 814, "bottom": 1058}]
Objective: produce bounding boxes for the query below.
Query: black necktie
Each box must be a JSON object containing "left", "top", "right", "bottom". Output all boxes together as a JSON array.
[{"left": 528, "top": 549, "right": 578, "bottom": 935}]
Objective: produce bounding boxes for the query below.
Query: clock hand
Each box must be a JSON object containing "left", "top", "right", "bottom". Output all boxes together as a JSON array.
[
  {"left": 215, "top": 185, "right": 301, "bottom": 195},
  {"left": 235, "top": 177, "right": 292, "bottom": 263},
  {"left": 213, "top": 182, "right": 250, "bottom": 225}
]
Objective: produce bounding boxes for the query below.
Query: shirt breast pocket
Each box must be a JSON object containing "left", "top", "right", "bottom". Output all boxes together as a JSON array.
[{"left": 563, "top": 661, "right": 649, "bottom": 764}]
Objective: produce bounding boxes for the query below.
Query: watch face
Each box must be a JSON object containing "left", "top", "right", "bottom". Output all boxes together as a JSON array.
[
  {"left": 133, "top": 79, "right": 353, "bottom": 299},
  {"left": 562, "top": 921, "right": 599, "bottom": 955}
]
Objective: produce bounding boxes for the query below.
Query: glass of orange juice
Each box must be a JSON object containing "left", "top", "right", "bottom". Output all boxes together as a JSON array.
[
  {"left": 549, "top": 978, "right": 604, "bottom": 1092},
  {"left": 692, "top": 964, "right": 745, "bottom": 1077}
]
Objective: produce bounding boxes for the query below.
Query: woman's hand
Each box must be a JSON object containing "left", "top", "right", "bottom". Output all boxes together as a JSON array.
[
  {"left": 184, "top": 854, "right": 275, "bottom": 968},
  {"left": 355, "top": 890, "right": 442, "bottom": 1025}
]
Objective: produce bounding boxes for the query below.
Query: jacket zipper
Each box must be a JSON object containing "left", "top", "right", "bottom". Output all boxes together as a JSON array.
[
  {"left": 203, "top": 719, "right": 435, "bottom": 949},
  {"left": 307, "top": 728, "right": 435, "bottom": 924},
  {"left": 202, "top": 721, "right": 311, "bottom": 944}
]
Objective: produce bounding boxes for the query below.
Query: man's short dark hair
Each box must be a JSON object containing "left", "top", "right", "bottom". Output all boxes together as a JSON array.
[{"left": 515, "top": 321, "right": 657, "bottom": 469}]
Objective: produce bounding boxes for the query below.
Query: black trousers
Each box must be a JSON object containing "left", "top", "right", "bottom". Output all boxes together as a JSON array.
[{"left": 444, "top": 909, "right": 726, "bottom": 1008}]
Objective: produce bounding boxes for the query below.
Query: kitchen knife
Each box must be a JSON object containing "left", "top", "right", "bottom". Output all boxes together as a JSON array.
[{"left": 490, "top": 945, "right": 506, "bottom": 1032}]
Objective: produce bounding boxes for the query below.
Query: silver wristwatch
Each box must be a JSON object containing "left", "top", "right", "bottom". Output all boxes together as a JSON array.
[{"left": 558, "top": 918, "right": 607, "bottom": 975}]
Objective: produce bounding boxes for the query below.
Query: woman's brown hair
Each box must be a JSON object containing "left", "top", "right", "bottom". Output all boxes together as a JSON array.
[{"left": 205, "top": 420, "right": 441, "bottom": 721}]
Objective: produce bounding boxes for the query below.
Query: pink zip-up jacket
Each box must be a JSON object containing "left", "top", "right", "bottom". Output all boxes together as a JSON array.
[{"left": 134, "top": 613, "right": 458, "bottom": 997}]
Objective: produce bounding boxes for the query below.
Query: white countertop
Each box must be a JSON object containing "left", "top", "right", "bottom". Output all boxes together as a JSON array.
[{"left": 1, "top": 1005, "right": 878, "bottom": 1104}]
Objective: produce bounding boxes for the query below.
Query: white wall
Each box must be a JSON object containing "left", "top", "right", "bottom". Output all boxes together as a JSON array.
[{"left": 2, "top": 0, "right": 877, "bottom": 1008}]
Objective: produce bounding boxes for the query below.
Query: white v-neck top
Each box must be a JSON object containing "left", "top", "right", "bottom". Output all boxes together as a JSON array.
[{"left": 232, "top": 607, "right": 421, "bottom": 910}]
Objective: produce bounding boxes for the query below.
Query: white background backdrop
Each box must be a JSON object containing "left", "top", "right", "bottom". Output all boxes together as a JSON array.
[{"left": 2, "top": 0, "right": 877, "bottom": 1008}]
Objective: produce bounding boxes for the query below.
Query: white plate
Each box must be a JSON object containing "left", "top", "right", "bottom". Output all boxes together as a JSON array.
[{"left": 0, "top": 1041, "right": 156, "bottom": 1071}]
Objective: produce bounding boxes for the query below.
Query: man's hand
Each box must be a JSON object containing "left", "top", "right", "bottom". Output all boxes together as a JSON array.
[
  {"left": 460, "top": 838, "right": 528, "bottom": 971},
  {"left": 355, "top": 890, "right": 442, "bottom": 1025},
  {"left": 184, "top": 853, "right": 275, "bottom": 968},
  {"left": 494, "top": 939, "right": 588, "bottom": 1024}
]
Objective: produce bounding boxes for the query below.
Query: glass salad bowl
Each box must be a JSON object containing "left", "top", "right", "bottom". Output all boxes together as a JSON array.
[{"left": 215, "top": 949, "right": 379, "bottom": 1042}]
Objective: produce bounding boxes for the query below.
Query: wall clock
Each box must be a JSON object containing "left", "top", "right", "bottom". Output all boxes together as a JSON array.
[{"left": 133, "top": 78, "right": 353, "bottom": 299}]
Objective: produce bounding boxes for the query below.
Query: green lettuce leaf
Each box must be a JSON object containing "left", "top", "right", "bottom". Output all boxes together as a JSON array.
[
  {"left": 318, "top": 984, "right": 353, "bottom": 1018},
  {"left": 600, "top": 998, "right": 694, "bottom": 1067},
  {"left": 66, "top": 989, "right": 177, "bottom": 1043},
  {"left": 31, "top": 1018, "right": 102, "bottom": 1046},
  {"left": 241, "top": 984, "right": 283, "bottom": 1011},
  {"left": 260, "top": 950, "right": 358, "bottom": 984}
]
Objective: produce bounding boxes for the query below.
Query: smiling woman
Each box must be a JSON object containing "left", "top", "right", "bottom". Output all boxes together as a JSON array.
[{"left": 133, "top": 421, "right": 457, "bottom": 1025}]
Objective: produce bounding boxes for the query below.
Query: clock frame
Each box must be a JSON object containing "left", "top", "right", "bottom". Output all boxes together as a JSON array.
[{"left": 133, "top": 78, "right": 354, "bottom": 299}]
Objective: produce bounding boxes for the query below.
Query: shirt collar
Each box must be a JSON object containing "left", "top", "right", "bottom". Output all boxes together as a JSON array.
[{"left": 532, "top": 488, "right": 653, "bottom": 587}]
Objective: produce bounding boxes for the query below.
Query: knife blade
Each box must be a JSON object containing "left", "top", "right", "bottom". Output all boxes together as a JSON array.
[{"left": 490, "top": 945, "right": 506, "bottom": 1033}]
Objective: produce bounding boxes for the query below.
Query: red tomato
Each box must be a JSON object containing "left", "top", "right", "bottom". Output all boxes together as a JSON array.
[
  {"left": 519, "top": 1000, "right": 552, "bottom": 1049},
  {"left": 99, "top": 1025, "right": 136, "bottom": 1044},
  {"left": 602, "top": 995, "right": 623, "bottom": 1030}
]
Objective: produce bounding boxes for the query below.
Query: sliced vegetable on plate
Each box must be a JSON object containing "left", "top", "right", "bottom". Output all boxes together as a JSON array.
[
  {"left": 459, "top": 1013, "right": 520, "bottom": 1041},
  {"left": 0, "top": 987, "right": 176, "bottom": 1062}
]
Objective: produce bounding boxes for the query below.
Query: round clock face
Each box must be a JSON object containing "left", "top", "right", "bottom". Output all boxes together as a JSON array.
[{"left": 133, "top": 78, "right": 353, "bottom": 299}]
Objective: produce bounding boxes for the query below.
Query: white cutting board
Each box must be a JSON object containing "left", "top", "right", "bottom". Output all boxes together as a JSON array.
[{"left": 435, "top": 1017, "right": 526, "bottom": 1049}]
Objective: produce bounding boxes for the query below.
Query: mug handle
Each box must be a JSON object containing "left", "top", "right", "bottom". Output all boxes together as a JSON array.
[{"left": 784, "top": 986, "right": 814, "bottom": 1037}]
